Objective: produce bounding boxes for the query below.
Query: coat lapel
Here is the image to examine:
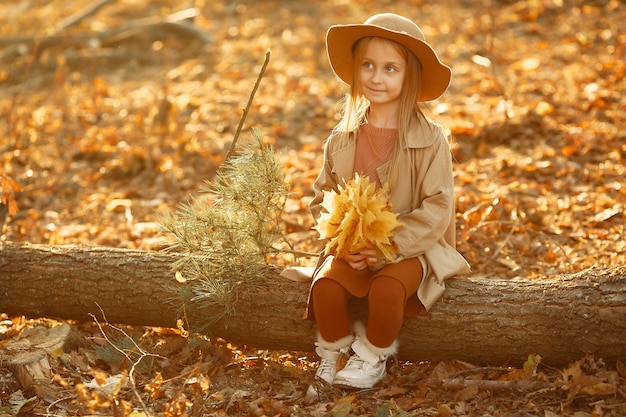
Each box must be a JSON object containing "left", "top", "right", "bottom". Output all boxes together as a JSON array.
[{"left": 331, "top": 139, "right": 356, "bottom": 185}]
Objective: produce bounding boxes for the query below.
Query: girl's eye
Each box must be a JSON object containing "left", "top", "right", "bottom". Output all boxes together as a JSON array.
[
  {"left": 363, "top": 62, "right": 373, "bottom": 69},
  {"left": 386, "top": 66, "right": 396, "bottom": 72}
]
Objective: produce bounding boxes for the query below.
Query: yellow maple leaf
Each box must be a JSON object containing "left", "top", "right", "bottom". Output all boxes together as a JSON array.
[{"left": 314, "top": 174, "right": 402, "bottom": 262}]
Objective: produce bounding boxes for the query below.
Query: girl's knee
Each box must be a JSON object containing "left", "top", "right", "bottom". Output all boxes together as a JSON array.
[
  {"left": 312, "top": 278, "right": 350, "bottom": 305},
  {"left": 369, "top": 276, "right": 405, "bottom": 303},
  {"left": 313, "top": 278, "right": 344, "bottom": 295}
]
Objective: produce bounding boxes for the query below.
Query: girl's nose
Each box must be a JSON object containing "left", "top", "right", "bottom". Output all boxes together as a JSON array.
[{"left": 371, "top": 69, "right": 383, "bottom": 82}]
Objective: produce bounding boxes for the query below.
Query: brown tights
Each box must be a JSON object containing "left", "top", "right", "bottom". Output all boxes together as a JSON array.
[{"left": 311, "top": 276, "right": 406, "bottom": 348}]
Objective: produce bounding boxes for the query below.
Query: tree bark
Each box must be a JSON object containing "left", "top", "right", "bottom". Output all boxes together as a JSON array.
[{"left": 1, "top": 243, "right": 625, "bottom": 367}]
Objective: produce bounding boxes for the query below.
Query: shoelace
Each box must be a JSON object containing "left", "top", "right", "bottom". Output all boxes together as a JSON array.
[
  {"left": 345, "top": 354, "right": 383, "bottom": 374},
  {"left": 316, "top": 358, "right": 336, "bottom": 377},
  {"left": 345, "top": 355, "right": 368, "bottom": 370}
]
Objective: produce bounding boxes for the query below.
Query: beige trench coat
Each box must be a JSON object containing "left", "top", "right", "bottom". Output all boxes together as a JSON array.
[{"left": 310, "top": 111, "right": 470, "bottom": 311}]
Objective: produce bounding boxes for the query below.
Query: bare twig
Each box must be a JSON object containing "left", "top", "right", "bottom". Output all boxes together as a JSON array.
[
  {"left": 46, "top": 395, "right": 77, "bottom": 415},
  {"left": 484, "top": 218, "right": 520, "bottom": 270},
  {"left": 425, "top": 378, "right": 553, "bottom": 392},
  {"left": 275, "top": 248, "right": 319, "bottom": 258},
  {"left": 90, "top": 304, "right": 169, "bottom": 417},
  {"left": 448, "top": 366, "right": 517, "bottom": 377},
  {"left": 55, "top": 0, "right": 116, "bottom": 31},
  {"left": 224, "top": 49, "right": 271, "bottom": 163}
]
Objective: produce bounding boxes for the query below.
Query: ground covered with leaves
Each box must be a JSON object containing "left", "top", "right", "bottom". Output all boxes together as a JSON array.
[{"left": 1, "top": 0, "right": 625, "bottom": 416}]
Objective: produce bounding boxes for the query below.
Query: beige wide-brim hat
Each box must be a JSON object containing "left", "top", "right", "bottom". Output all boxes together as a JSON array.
[{"left": 326, "top": 13, "right": 451, "bottom": 102}]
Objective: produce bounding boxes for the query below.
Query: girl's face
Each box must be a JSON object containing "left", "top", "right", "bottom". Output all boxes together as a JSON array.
[{"left": 358, "top": 38, "right": 406, "bottom": 108}]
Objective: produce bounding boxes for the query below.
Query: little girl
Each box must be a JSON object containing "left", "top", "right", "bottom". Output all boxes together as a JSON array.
[{"left": 305, "top": 13, "right": 470, "bottom": 390}]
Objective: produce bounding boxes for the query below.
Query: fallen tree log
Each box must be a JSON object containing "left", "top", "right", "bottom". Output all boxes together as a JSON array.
[{"left": 1, "top": 243, "right": 625, "bottom": 367}]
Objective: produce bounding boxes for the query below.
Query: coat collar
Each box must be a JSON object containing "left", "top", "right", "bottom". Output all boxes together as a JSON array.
[
  {"left": 405, "top": 112, "right": 439, "bottom": 149},
  {"left": 330, "top": 112, "right": 442, "bottom": 184},
  {"left": 346, "top": 111, "right": 439, "bottom": 148}
]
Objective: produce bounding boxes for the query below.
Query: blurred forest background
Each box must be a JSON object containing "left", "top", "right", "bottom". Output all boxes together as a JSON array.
[
  {"left": 0, "top": 0, "right": 625, "bottom": 416},
  {"left": 0, "top": 0, "right": 623, "bottom": 279}
]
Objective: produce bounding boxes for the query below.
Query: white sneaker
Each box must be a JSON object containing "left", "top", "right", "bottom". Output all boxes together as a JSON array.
[
  {"left": 306, "top": 333, "right": 354, "bottom": 398},
  {"left": 333, "top": 356, "right": 386, "bottom": 388},
  {"left": 314, "top": 345, "right": 343, "bottom": 384},
  {"left": 333, "top": 327, "right": 398, "bottom": 389}
]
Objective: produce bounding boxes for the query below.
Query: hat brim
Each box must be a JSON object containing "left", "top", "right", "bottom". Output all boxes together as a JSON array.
[{"left": 326, "top": 24, "right": 451, "bottom": 101}]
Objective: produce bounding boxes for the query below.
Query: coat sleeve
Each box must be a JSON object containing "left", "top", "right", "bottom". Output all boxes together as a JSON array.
[
  {"left": 309, "top": 135, "right": 339, "bottom": 224},
  {"left": 392, "top": 132, "right": 456, "bottom": 259}
]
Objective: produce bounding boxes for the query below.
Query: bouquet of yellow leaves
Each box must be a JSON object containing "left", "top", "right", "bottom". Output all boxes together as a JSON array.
[{"left": 314, "top": 174, "right": 402, "bottom": 262}]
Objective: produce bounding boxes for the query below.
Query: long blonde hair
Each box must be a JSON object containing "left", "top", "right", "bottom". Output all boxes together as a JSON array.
[{"left": 334, "top": 36, "right": 424, "bottom": 190}]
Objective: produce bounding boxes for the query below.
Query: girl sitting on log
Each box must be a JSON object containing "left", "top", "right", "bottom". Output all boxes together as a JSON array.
[{"left": 305, "top": 13, "right": 470, "bottom": 390}]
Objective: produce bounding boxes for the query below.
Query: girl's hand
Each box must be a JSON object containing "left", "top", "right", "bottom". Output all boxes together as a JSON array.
[{"left": 344, "top": 248, "right": 379, "bottom": 271}]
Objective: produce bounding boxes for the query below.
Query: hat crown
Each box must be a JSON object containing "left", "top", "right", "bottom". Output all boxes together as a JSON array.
[{"left": 364, "top": 13, "right": 426, "bottom": 43}]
